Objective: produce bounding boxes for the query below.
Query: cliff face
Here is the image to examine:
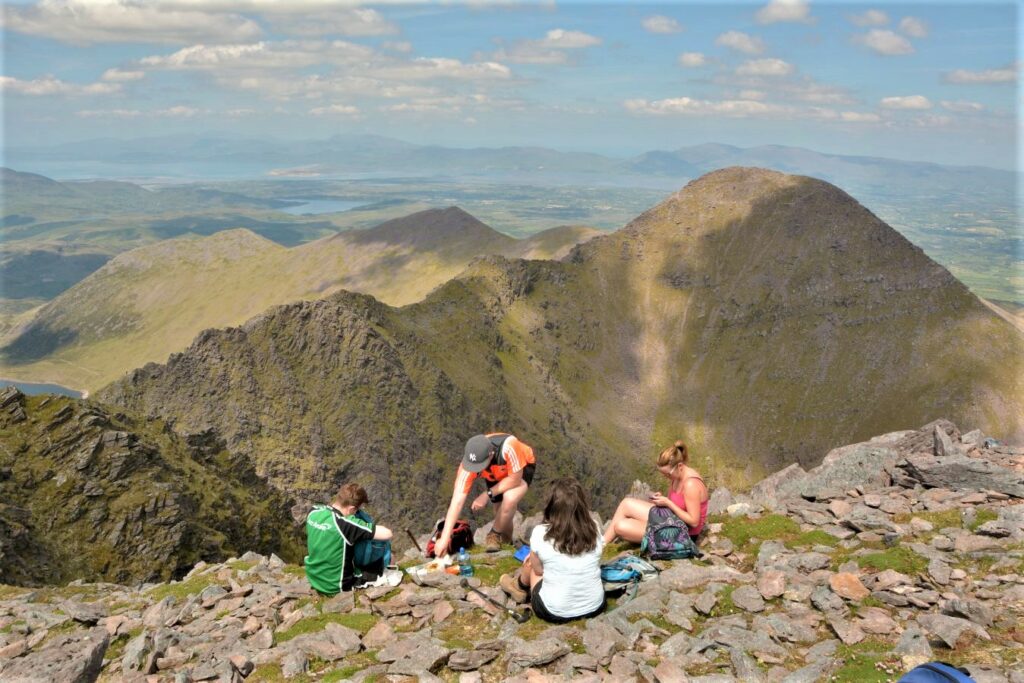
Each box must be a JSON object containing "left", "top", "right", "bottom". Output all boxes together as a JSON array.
[
  {"left": 0, "top": 387, "right": 301, "bottom": 586},
  {"left": 99, "top": 168, "right": 1024, "bottom": 528}
]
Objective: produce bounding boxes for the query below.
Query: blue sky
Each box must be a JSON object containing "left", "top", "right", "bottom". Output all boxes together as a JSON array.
[{"left": 0, "top": 1, "right": 1018, "bottom": 168}]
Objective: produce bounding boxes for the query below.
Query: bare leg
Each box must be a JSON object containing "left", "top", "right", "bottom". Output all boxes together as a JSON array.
[
  {"left": 522, "top": 553, "right": 543, "bottom": 590},
  {"left": 493, "top": 480, "right": 529, "bottom": 537},
  {"left": 603, "top": 497, "right": 655, "bottom": 544}
]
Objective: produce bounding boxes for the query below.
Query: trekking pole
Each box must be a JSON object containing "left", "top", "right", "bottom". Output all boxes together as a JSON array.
[
  {"left": 405, "top": 529, "right": 422, "bottom": 553},
  {"left": 460, "top": 578, "right": 531, "bottom": 623}
]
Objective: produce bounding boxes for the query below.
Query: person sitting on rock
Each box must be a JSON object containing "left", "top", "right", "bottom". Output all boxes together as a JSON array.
[
  {"left": 499, "top": 477, "right": 605, "bottom": 622},
  {"left": 304, "top": 482, "right": 395, "bottom": 594},
  {"left": 602, "top": 439, "right": 708, "bottom": 545},
  {"left": 434, "top": 432, "right": 537, "bottom": 555}
]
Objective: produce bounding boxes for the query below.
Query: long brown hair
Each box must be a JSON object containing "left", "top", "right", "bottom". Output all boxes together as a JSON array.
[{"left": 542, "top": 478, "right": 599, "bottom": 555}]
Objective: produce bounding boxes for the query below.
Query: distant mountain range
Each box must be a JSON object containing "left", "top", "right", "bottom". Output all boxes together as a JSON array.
[
  {"left": 96, "top": 168, "right": 1024, "bottom": 536},
  {"left": 0, "top": 208, "right": 598, "bottom": 391},
  {"left": 7, "top": 134, "right": 1014, "bottom": 192}
]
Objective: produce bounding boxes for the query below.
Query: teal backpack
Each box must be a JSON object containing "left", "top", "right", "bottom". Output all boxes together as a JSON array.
[{"left": 352, "top": 509, "right": 392, "bottom": 568}]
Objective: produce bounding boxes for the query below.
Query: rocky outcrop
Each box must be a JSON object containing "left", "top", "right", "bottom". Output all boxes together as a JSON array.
[
  {"left": 1, "top": 419, "right": 1021, "bottom": 682},
  {"left": 0, "top": 387, "right": 300, "bottom": 586}
]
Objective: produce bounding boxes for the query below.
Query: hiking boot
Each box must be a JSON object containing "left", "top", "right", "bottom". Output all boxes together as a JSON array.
[
  {"left": 485, "top": 530, "right": 510, "bottom": 552},
  {"left": 499, "top": 571, "right": 529, "bottom": 604}
]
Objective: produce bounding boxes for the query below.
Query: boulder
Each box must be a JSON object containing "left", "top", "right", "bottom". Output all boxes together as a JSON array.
[
  {"left": 918, "top": 613, "right": 991, "bottom": 649},
  {"left": 897, "top": 454, "right": 1024, "bottom": 498},
  {"left": 0, "top": 628, "right": 108, "bottom": 683}
]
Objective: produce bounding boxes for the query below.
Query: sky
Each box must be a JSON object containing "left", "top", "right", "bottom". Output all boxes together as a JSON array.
[{"left": 0, "top": 0, "right": 1019, "bottom": 169}]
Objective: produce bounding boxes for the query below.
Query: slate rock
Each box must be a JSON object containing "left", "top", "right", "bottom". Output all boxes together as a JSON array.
[
  {"left": 756, "top": 570, "right": 786, "bottom": 599},
  {"left": 379, "top": 633, "right": 452, "bottom": 675},
  {"left": 895, "top": 623, "right": 933, "bottom": 668},
  {"left": 897, "top": 454, "right": 1024, "bottom": 498},
  {"left": 0, "top": 628, "right": 109, "bottom": 683},
  {"left": 660, "top": 564, "right": 751, "bottom": 591},
  {"left": 447, "top": 648, "right": 500, "bottom": 671},
  {"left": 730, "top": 585, "right": 765, "bottom": 613},
  {"left": 582, "top": 619, "right": 627, "bottom": 665},
  {"left": 942, "top": 599, "right": 995, "bottom": 628},
  {"left": 507, "top": 637, "right": 570, "bottom": 668},
  {"left": 829, "top": 573, "right": 869, "bottom": 601},
  {"left": 918, "top": 613, "right": 991, "bottom": 649}
]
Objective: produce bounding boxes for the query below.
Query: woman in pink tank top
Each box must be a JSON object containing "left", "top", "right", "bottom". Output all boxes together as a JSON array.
[{"left": 602, "top": 440, "right": 709, "bottom": 545}]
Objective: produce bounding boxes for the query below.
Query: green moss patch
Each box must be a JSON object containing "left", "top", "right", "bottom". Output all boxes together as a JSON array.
[
  {"left": 471, "top": 554, "right": 522, "bottom": 587},
  {"left": 856, "top": 547, "right": 928, "bottom": 575},
  {"left": 713, "top": 514, "right": 836, "bottom": 555},
  {"left": 323, "top": 651, "right": 379, "bottom": 682},
  {"left": 147, "top": 575, "right": 218, "bottom": 602},
  {"left": 967, "top": 509, "right": 998, "bottom": 532},
  {"left": 833, "top": 639, "right": 901, "bottom": 683},
  {"left": 276, "top": 612, "right": 379, "bottom": 644}
]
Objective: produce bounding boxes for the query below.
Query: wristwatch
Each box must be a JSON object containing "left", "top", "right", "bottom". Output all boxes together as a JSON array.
[{"left": 486, "top": 489, "right": 495, "bottom": 501}]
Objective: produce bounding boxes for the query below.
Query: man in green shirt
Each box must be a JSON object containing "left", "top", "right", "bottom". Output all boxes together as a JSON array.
[{"left": 305, "top": 483, "right": 395, "bottom": 595}]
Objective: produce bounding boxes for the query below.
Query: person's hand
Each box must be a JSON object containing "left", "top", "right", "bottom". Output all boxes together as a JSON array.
[
  {"left": 433, "top": 536, "right": 450, "bottom": 558},
  {"left": 650, "top": 492, "right": 669, "bottom": 507},
  {"left": 470, "top": 492, "right": 489, "bottom": 512}
]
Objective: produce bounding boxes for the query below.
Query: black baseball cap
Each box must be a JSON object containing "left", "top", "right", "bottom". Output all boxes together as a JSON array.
[{"left": 462, "top": 434, "right": 494, "bottom": 473}]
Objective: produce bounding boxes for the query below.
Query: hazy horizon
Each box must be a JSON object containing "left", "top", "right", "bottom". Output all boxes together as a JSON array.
[{"left": 2, "top": 1, "right": 1017, "bottom": 170}]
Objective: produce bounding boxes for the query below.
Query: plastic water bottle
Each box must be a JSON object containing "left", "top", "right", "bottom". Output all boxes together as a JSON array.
[{"left": 458, "top": 547, "right": 473, "bottom": 577}]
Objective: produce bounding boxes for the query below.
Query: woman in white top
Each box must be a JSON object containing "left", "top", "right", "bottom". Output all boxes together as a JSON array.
[{"left": 499, "top": 478, "right": 605, "bottom": 622}]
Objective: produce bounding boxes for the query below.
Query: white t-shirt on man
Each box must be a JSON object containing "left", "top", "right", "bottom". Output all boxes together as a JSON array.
[{"left": 530, "top": 522, "right": 604, "bottom": 618}]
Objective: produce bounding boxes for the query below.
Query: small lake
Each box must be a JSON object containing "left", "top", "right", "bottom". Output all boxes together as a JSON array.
[
  {"left": 0, "top": 379, "right": 84, "bottom": 398},
  {"left": 279, "top": 199, "right": 367, "bottom": 215}
]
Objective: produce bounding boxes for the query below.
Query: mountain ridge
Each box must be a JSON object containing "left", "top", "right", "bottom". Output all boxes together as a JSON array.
[{"left": 96, "top": 168, "right": 1024, "bottom": 536}]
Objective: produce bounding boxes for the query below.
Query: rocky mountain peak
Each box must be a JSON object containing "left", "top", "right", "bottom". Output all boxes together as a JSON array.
[
  {"left": 1, "top": 419, "right": 1020, "bottom": 681},
  {"left": 354, "top": 206, "right": 514, "bottom": 249}
]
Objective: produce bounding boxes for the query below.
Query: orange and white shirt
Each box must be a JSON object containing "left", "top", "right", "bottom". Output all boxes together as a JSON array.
[{"left": 454, "top": 433, "right": 535, "bottom": 494}]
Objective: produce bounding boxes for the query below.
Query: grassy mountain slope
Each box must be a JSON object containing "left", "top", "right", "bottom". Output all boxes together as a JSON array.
[
  {"left": 0, "top": 208, "right": 600, "bottom": 391},
  {"left": 0, "top": 388, "right": 300, "bottom": 586},
  {"left": 98, "top": 167, "right": 1024, "bottom": 531}
]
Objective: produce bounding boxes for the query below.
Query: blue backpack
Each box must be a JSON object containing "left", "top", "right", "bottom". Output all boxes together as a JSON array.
[
  {"left": 640, "top": 507, "right": 703, "bottom": 561},
  {"left": 897, "top": 662, "right": 974, "bottom": 682},
  {"left": 352, "top": 510, "right": 392, "bottom": 568}
]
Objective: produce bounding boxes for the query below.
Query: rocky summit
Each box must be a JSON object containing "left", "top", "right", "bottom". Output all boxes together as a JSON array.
[{"left": 1, "top": 419, "right": 1021, "bottom": 682}]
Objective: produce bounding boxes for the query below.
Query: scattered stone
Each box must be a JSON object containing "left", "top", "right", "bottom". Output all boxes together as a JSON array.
[
  {"left": 694, "top": 590, "right": 718, "bottom": 616},
  {"left": 918, "top": 613, "right": 991, "bottom": 649},
  {"left": 942, "top": 599, "right": 995, "bottom": 628},
  {"left": 827, "top": 615, "right": 865, "bottom": 645},
  {"left": 0, "top": 628, "right": 109, "bottom": 683},
  {"left": 829, "top": 572, "right": 869, "bottom": 601},
  {"left": 507, "top": 637, "right": 570, "bottom": 669},
  {"left": 730, "top": 585, "right": 766, "bottom": 613},
  {"left": 448, "top": 648, "right": 500, "bottom": 671},
  {"left": 895, "top": 624, "right": 933, "bottom": 669},
  {"left": 280, "top": 651, "right": 307, "bottom": 679},
  {"left": 756, "top": 570, "right": 786, "bottom": 599}
]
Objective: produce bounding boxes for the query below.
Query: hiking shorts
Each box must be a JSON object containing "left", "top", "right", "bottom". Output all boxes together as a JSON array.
[{"left": 487, "top": 463, "right": 535, "bottom": 503}]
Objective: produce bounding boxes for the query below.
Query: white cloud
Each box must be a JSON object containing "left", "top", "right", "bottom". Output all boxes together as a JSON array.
[
  {"left": 234, "top": 73, "right": 439, "bottom": 100},
  {"left": 642, "top": 15, "right": 682, "bottom": 34},
  {"left": 755, "top": 0, "right": 812, "bottom": 25},
  {"left": 738, "top": 89, "right": 766, "bottom": 100},
  {"left": 539, "top": 29, "right": 601, "bottom": 49},
  {"left": 715, "top": 31, "right": 765, "bottom": 55},
  {"left": 226, "top": 107, "right": 256, "bottom": 117},
  {"left": 139, "top": 41, "right": 374, "bottom": 71},
  {"left": 269, "top": 9, "right": 398, "bottom": 37},
  {"left": 3, "top": 0, "right": 262, "bottom": 45},
  {"left": 491, "top": 28, "right": 601, "bottom": 65},
  {"left": 370, "top": 57, "right": 511, "bottom": 81},
  {"left": 383, "top": 41, "right": 413, "bottom": 53},
  {"left": 940, "top": 100, "right": 985, "bottom": 113},
  {"left": 101, "top": 68, "right": 145, "bottom": 81},
  {"left": 309, "top": 103, "right": 360, "bottom": 116},
  {"left": 839, "top": 111, "right": 882, "bottom": 123},
  {"left": 880, "top": 95, "right": 932, "bottom": 110},
  {"left": 944, "top": 65, "right": 1017, "bottom": 84},
  {"left": 76, "top": 108, "right": 142, "bottom": 118},
  {"left": 848, "top": 10, "right": 889, "bottom": 27},
  {"left": 857, "top": 29, "right": 914, "bottom": 56},
  {"left": 912, "top": 114, "right": 953, "bottom": 127},
  {"left": 677, "top": 52, "right": 706, "bottom": 68},
  {"left": 76, "top": 105, "right": 202, "bottom": 117},
  {"left": 898, "top": 16, "right": 928, "bottom": 39},
  {"left": 0, "top": 75, "right": 121, "bottom": 96},
  {"left": 624, "top": 97, "right": 786, "bottom": 117},
  {"left": 736, "top": 58, "right": 794, "bottom": 77}
]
